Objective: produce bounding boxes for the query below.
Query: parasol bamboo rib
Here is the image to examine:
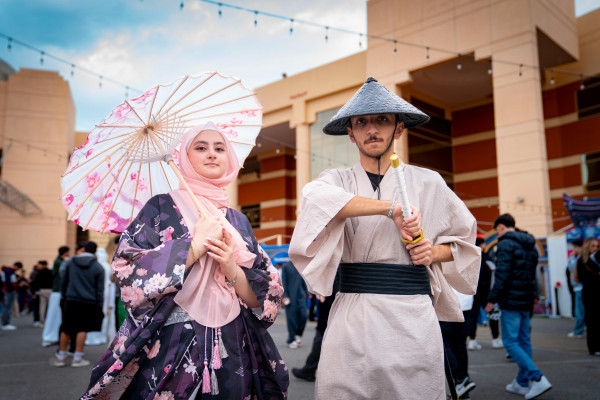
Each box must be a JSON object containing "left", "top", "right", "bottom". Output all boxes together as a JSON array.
[
  {"left": 100, "top": 141, "right": 144, "bottom": 233},
  {"left": 94, "top": 124, "right": 143, "bottom": 129},
  {"left": 164, "top": 92, "right": 257, "bottom": 120},
  {"left": 147, "top": 139, "right": 152, "bottom": 198},
  {"left": 146, "top": 86, "right": 159, "bottom": 126},
  {"left": 61, "top": 136, "right": 139, "bottom": 196},
  {"left": 161, "top": 79, "right": 241, "bottom": 118},
  {"left": 88, "top": 129, "right": 139, "bottom": 146},
  {"left": 173, "top": 108, "right": 263, "bottom": 125},
  {"left": 124, "top": 100, "right": 147, "bottom": 126},
  {"left": 68, "top": 138, "right": 141, "bottom": 220},
  {"left": 148, "top": 132, "right": 208, "bottom": 220},
  {"left": 83, "top": 139, "right": 143, "bottom": 230},
  {"left": 160, "top": 73, "right": 216, "bottom": 117},
  {"left": 129, "top": 146, "right": 145, "bottom": 225},
  {"left": 154, "top": 76, "right": 192, "bottom": 118},
  {"left": 61, "top": 134, "right": 136, "bottom": 179}
]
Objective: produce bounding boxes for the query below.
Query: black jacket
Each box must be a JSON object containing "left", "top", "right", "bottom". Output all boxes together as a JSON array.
[
  {"left": 60, "top": 254, "right": 104, "bottom": 305},
  {"left": 488, "top": 231, "right": 538, "bottom": 311}
]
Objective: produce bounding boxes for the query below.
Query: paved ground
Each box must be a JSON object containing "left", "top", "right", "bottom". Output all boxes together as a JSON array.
[{"left": 0, "top": 312, "right": 598, "bottom": 399}]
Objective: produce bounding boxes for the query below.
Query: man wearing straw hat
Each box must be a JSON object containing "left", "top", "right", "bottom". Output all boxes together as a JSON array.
[{"left": 289, "top": 77, "right": 480, "bottom": 399}]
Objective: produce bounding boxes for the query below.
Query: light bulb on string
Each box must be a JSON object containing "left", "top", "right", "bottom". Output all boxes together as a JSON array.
[
  {"left": 359, "top": 33, "right": 363, "bottom": 49},
  {"left": 254, "top": 11, "right": 258, "bottom": 27},
  {"left": 549, "top": 69, "right": 555, "bottom": 85},
  {"left": 70, "top": 64, "right": 75, "bottom": 77},
  {"left": 125, "top": 86, "right": 129, "bottom": 98},
  {"left": 218, "top": 3, "right": 222, "bottom": 18},
  {"left": 487, "top": 59, "right": 492, "bottom": 75},
  {"left": 289, "top": 18, "right": 294, "bottom": 35},
  {"left": 275, "top": 147, "right": 280, "bottom": 154},
  {"left": 99, "top": 75, "right": 103, "bottom": 89},
  {"left": 325, "top": 26, "right": 329, "bottom": 42},
  {"left": 7, "top": 37, "right": 12, "bottom": 51},
  {"left": 457, "top": 60, "right": 462, "bottom": 70},
  {"left": 580, "top": 74, "right": 585, "bottom": 90},
  {"left": 425, "top": 46, "right": 430, "bottom": 62},
  {"left": 180, "top": 1, "right": 183, "bottom": 10},
  {"left": 40, "top": 51, "right": 44, "bottom": 65},
  {"left": 518, "top": 64, "right": 523, "bottom": 77},
  {"left": 393, "top": 40, "right": 397, "bottom": 54}
]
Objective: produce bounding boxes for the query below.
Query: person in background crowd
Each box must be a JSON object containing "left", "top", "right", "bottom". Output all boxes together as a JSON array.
[
  {"left": 85, "top": 247, "right": 116, "bottom": 346},
  {"left": 567, "top": 239, "right": 584, "bottom": 338},
  {"left": 486, "top": 214, "right": 552, "bottom": 399},
  {"left": 2, "top": 261, "right": 22, "bottom": 330},
  {"left": 16, "top": 268, "right": 30, "bottom": 315},
  {"left": 468, "top": 237, "right": 502, "bottom": 350},
  {"left": 281, "top": 260, "right": 309, "bottom": 349},
  {"left": 441, "top": 288, "right": 476, "bottom": 399},
  {"left": 30, "top": 263, "right": 41, "bottom": 327},
  {"left": 55, "top": 241, "right": 105, "bottom": 368},
  {"left": 42, "top": 246, "right": 70, "bottom": 347},
  {"left": 32, "top": 260, "right": 53, "bottom": 326},
  {"left": 576, "top": 237, "right": 599, "bottom": 356}
]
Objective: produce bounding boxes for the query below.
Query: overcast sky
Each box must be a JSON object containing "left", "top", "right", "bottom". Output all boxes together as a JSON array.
[{"left": 0, "top": 0, "right": 598, "bottom": 131}]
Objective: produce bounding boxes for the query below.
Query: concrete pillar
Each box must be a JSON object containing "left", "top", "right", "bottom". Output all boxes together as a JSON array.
[
  {"left": 393, "top": 86, "right": 409, "bottom": 163},
  {"left": 492, "top": 39, "right": 553, "bottom": 236},
  {"left": 294, "top": 123, "right": 310, "bottom": 213},
  {"left": 225, "top": 180, "right": 239, "bottom": 210}
]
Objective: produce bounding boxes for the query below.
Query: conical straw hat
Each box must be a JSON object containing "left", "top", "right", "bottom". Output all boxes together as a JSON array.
[{"left": 323, "top": 77, "right": 430, "bottom": 135}]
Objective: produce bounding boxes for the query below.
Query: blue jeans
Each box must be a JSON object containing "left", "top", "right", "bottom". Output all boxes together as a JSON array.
[
  {"left": 573, "top": 290, "right": 585, "bottom": 335},
  {"left": 2, "top": 291, "right": 16, "bottom": 326},
  {"left": 500, "top": 309, "right": 543, "bottom": 386}
]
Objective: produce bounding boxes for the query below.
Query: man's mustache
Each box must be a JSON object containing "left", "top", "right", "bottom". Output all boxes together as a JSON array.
[{"left": 364, "top": 136, "right": 383, "bottom": 144}]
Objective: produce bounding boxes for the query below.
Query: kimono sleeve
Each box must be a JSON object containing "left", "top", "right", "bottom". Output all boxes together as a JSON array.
[
  {"left": 431, "top": 178, "right": 480, "bottom": 296},
  {"left": 289, "top": 170, "right": 355, "bottom": 296},
  {"left": 111, "top": 195, "right": 192, "bottom": 320},
  {"left": 228, "top": 210, "right": 284, "bottom": 328}
]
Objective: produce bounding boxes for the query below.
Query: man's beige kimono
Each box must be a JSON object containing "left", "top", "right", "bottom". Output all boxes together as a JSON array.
[{"left": 289, "top": 162, "right": 480, "bottom": 400}]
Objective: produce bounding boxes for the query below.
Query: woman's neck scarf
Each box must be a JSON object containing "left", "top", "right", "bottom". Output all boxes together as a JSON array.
[{"left": 171, "top": 122, "right": 256, "bottom": 328}]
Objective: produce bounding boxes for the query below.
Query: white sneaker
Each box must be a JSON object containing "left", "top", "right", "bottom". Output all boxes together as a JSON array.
[
  {"left": 1, "top": 324, "right": 17, "bottom": 331},
  {"left": 467, "top": 339, "right": 481, "bottom": 350},
  {"left": 53, "top": 356, "right": 67, "bottom": 367},
  {"left": 32, "top": 321, "right": 42, "bottom": 327},
  {"left": 525, "top": 376, "right": 552, "bottom": 399},
  {"left": 294, "top": 335, "right": 303, "bottom": 346},
  {"left": 567, "top": 332, "right": 584, "bottom": 339},
  {"left": 71, "top": 358, "right": 91, "bottom": 368},
  {"left": 505, "top": 379, "right": 529, "bottom": 395},
  {"left": 492, "top": 338, "right": 504, "bottom": 348},
  {"left": 288, "top": 340, "right": 299, "bottom": 349}
]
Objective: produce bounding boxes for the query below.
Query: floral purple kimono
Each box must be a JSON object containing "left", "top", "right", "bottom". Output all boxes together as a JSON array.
[{"left": 81, "top": 194, "right": 289, "bottom": 400}]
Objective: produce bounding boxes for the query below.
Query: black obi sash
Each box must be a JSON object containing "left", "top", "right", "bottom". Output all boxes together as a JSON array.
[{"left": 339, "top": 263, "right": 431, "bottom": 295}]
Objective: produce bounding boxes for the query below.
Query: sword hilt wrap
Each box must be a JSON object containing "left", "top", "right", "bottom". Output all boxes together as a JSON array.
[{"left": 390, "top": 154, "right": 424, "bottom": 244}]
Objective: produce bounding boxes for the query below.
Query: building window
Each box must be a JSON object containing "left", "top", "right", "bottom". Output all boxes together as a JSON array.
[
  {"left": 577, "top": 77, "right": 600, "bottom": 119},
  {"left": 309, "top": 108, "right": 360, "bottom": 180},
  {"left": 583, "top": 151, "right": 600, "bottom": 192},
  {"left": 241, "top": 204, "right": 261, "bottom": 228}
]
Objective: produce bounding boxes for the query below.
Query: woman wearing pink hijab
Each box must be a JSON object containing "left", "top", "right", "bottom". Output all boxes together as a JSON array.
[{"left": 81, "top": 123, "right": 289, "bottom": 399}]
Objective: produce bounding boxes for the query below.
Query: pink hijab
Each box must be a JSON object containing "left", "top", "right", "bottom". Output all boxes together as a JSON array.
[{"left": 171, "top": 122, "right": 256, "bottom": 328}]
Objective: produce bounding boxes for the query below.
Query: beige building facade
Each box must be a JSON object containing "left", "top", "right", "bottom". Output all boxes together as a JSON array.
[
  {"left": 251, "top": 0, "right": 600, "bottom": 239},
  {"left": 0, "top": 0, "right": 599, "bottom": 267},
  {"left": 0, "top": 67, "right": 75, "bottom": 270}
]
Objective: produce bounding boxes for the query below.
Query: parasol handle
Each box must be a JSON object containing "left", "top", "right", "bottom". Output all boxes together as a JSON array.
[
  {"left": 390, "top": 154, "right": 424, "bottom": 244},
  {"left": 166, "top": 160, "right": 209, "bottom": 220}
]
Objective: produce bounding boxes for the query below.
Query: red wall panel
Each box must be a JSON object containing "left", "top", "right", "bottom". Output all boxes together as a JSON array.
[{"left": 452, "top": 103, "right": 495, "bottom": 137}]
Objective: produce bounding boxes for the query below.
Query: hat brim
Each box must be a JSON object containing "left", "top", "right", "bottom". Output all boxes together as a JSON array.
[{"left": 323, "top": 112, "right": 430, "bottom": 135}]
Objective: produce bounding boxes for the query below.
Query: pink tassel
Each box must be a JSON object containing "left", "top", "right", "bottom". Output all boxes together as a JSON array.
[
  {"left": 210, "top": 368, "right": 219, "bottom": 395},
  {"left": 201, "top": 360, "right": 211, "bottom": 393},
  {"left": 212, "top": 339, "right": 222, "bottom": 369}
]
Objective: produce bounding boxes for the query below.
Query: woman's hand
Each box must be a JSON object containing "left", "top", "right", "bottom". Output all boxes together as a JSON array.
[
  {"left": 193, "top": 216, "right": 224, "bottom": 244},
  {"left": 392, "top": 204, "right": 422, "bottom": 241},
  {"left": 205, "top": 228, "right": 237, "bottom": 280}
]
